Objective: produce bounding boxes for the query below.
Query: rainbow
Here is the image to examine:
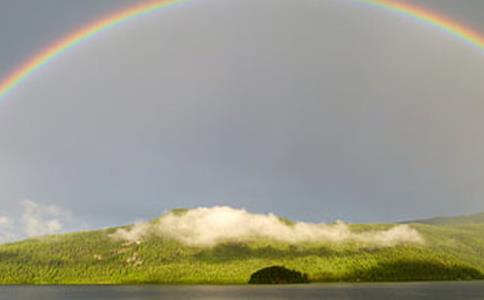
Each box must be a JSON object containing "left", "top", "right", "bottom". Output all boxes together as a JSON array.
[
  {"left": 363, "top": 0, "right": 484, "bottom": 51},
  {"left": 1, "top": 0, "right": 484, "bottom": 101}
]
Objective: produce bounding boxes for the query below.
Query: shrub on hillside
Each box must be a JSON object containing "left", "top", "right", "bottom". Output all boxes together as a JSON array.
[{"left": 344, "top": 260, "right": 483, "bottom": 282}]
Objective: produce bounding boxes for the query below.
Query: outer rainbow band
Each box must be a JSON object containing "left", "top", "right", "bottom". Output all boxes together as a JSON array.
[
  {"left": 365, "top": 0, "right": 484, "bottom": 51},
  {"left": 0, "top": 0, "right": 187, "bottom": 100},
  {"left": 1, "top": 0, "right": 484, "bottom": 101}
]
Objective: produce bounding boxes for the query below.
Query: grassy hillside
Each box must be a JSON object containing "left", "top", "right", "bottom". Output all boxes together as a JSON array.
[
  {"left": 402, "top": 212, "right": 484, "bottom": 226},
  {"left": 0, "top": 213, "right": 482, "bottom": 284}
]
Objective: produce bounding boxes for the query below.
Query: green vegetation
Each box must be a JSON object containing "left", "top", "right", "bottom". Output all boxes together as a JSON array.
[
  {"left": 403, "top": 212, "right": 484, "bottom": 226},
  {"left": 249, "top": 266, "right": 309, "bottom": 284},
  {"left": 0, "top": 212, "right": 482, "bottom": 284}
]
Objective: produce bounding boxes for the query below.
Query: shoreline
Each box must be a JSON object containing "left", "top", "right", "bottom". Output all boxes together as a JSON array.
[{"left": 0, "top": 279, "right": 483, "bottom": 286}]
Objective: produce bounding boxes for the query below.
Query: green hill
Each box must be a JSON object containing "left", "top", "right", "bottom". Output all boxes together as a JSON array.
[
  {"left": 0, "top": 210, "right": 482, "bottom": 284},
  {"left": 402, "top": 212, "right": 484, "bottom": 226}
]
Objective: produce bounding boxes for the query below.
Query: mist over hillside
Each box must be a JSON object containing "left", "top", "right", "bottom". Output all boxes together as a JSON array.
[{"left": 111, "top": 206, "right": 423, "bottom": 247}]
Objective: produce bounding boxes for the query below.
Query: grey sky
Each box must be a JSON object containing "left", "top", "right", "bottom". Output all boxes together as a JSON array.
[{"left": 1, "top": 0, "right": 484, "bottom": 236}]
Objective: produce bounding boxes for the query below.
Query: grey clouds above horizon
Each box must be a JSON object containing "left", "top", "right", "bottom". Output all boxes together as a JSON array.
[{"left": 1, "top": 0, "right": 484, "bottom": 234}]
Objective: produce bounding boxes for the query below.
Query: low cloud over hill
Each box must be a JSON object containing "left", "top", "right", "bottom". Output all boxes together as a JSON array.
[{"left": 112, "top": 206, "right": 424, "bottom": 247}]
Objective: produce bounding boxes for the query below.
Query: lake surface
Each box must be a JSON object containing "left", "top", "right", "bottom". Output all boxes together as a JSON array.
[{"left": 1, "top": 282, "right": 483, "bottom": 300}]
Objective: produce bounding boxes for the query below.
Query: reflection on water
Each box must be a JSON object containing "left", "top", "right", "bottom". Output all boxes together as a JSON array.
[{"left": 1, "top": 282, "right": 483, "bottom": 300}]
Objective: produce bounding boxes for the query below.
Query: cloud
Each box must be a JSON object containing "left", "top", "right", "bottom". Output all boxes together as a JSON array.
[
  {"left": 0, "top": 200, "right": 73, "bottom": 244},
  {"left": 112, "top": 206, "right": 424, "bottom": 247},
  {"left": 0, "top": 216, "right": 14, "bottom": 243},
  {"left": 0, "top": 216, "right": 10, "bottom": 226},
  {"left": 21, "top": 200, "right": 69, "bottom": 237}
]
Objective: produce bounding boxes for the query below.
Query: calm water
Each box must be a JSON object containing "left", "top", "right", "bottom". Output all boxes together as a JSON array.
[{"left": 1, "top": 282, "right": 483, "bottom": 300}]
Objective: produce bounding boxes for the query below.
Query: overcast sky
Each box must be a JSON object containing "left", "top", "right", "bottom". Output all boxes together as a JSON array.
[{"left": 1, "top": 0, "right": 484, "bottom": 240}]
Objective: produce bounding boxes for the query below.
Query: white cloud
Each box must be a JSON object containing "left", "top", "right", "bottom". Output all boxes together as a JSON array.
[
  {"left": 0, "top": 200, "right": 74, "bottom": 244},
  {"left": 0, "top": 216, "right": 14, "bottom": 243},
  {"left": 21, "top": 200, "right": 70, "bottom": 237},
  {"left": 112, "top": 206, "right": 424, "bottom": 247},
  {"left": 0, "top": 216, "right": 10, "bottom": 226}
]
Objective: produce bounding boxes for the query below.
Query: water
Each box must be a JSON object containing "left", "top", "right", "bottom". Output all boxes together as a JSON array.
[{"left": 1, "top": 282, "right": 483, "bottom": 300}]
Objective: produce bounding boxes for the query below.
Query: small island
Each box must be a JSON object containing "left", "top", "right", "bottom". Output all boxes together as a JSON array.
[{"left": 249, "top": 266, "right": 309, "bottom": 284}]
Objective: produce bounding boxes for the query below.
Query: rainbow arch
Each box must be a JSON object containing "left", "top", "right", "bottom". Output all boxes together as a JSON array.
[{"left": 1, "top": 0, "right": 484, "bottom": 101}]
